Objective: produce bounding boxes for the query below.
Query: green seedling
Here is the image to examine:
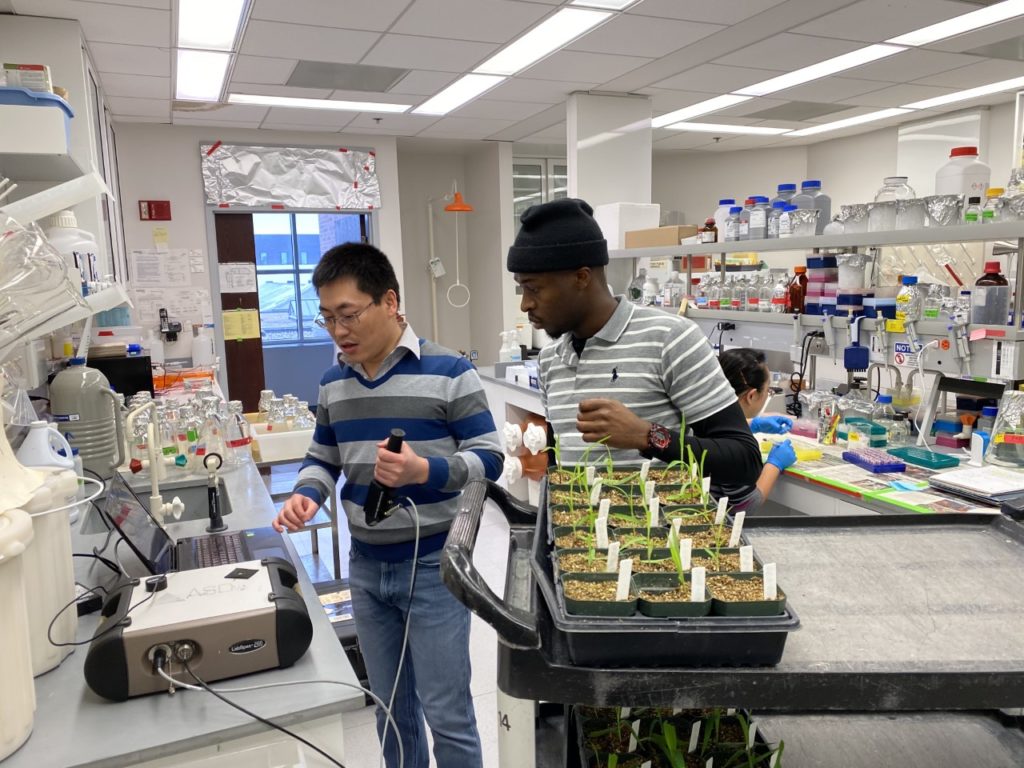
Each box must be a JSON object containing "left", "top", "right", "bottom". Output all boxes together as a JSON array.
[{"left": 644, "top": 721, "right": 688, "bottom": 768}]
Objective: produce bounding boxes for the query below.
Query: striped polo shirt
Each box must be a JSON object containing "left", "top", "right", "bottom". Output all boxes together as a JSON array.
[
  {"left": 539, "top": 297, "right": 737, "bottom": 467},
  {"left": 294, "top": 323, "right": 503, "bottom": 549}
]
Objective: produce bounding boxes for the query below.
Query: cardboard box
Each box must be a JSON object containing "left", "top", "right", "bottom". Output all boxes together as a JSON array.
[{"left": 624, "top": 225, "right": 699, "bottom": 249}]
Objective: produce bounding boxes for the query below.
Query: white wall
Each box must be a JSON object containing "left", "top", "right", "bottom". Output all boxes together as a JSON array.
[
  {"left": 806, "top": 125, "right": 897, "bottom": 210},
  {"left": 114, "top": 123, "right": 403, "bottom": 361}
]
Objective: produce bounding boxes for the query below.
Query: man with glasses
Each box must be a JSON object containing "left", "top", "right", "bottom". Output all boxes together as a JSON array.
[{"left": 273, "top": 242, "right": 502, "bottom": 768}]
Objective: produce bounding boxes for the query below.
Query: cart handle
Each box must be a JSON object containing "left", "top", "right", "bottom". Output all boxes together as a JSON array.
[
  {"left": 441, "top": 479, "right": 541, "bottom": 649},
  {"left": 481, "top": 478, "right": 539, "bottom": 526}
]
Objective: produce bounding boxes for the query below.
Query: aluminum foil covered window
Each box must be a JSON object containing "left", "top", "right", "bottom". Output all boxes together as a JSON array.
[{"left": 201, "top": 143, "right": 381, "bottom": 210}]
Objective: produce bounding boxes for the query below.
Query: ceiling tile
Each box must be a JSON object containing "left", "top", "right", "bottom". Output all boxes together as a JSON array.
[
  {"left": 768, "top": 75, "right": 888, "bottom": 102},
  {"left": 484, "top": 77, "right": 599, "bottom": 104},
  {"left": 706, "top": 135, "right": 785, "bottom": 151},
  {"left": 257, "top": 123, "right": 349, "bottom": 133},
  {"left": 231, "top": 56, "right": 298, "bottom": 85},
  {"left": 520, "top": 50, "right": 653, "bottom": 84},
  {"left": 346, "top": 113, "right": 441, "bottom": 133},
  {"left": 262, "top": 106, "right": 370, "bottom": 127},
  {"left": 361, "top": 34, "right": 498, "bottom": 72},
  {"left": 568, "top": 14, "right": 724, "bottom": 58},
  {"left": 107, "top": 96, "right": 170, "bottom": 119},
  {"left": 487, "top": 103, "right": 563, "bottom": 141},
  {"left": 713, "top": 96, "right": 790, "bottom": 118},
  {"left": 927, "top": 15, "right": 1024, "bottom": 54},
  {"left": 629, "top": 0, "right": 787, "bottom": 25},
  {"left": 417, "top": 116, "right": 519, "bottom": 138},
  {"left": 842, "top": 82, "right": 959, "bottom": 107},
  {"left": 98, "top": 72, "right": 170, "bottom": 99},
  {"left": 914, "top": 58, "right": 1024, "bottom": 88},
  {"left": 16, "top": 0, "right": 170, "bottom": 46},
  {"left": 69, "top": 0, "right": 169, "bottom": 7},
  {"left": 172, "top": 117, "right": 264, "bottom": 129},
  {"left": 715, "top": 33, "right": 862, "bottom": 71},
  {"left": 174, "top": 104, "right": 270, "bottom": 122},
  {"left": 241, "top": 21, "right": 380, "bottom": 64},
  {"left": 791, "top": 0, "right": 970, "bottom": 44},
  {"left": 388, "top": 70, "right": 458, "bottom": 96},
  {"left": 391, "top": 0, "right": 549, "bottom": 43},
  {"left": 653, "top": 63, "right": 785, "bottom": 94},
  {"left": 250, "top": 0, "right": 412, "bottom": 31},
  {"left": 88, "top": 42, "right": 170, "bottom": 77},
  {"left": 653, "top": 132, "right": 718, "bottom": 150},
  {"left": 846, "top": 48, "right": 981, "bottom": 83},
  {"left": 802, "top": 104, "right": 881, "bottom": 124},
  {"left": 640, "top": 88, "right": 719, "bottom": 112},
  {"left": 111, "top": 115, "right": 168, "bottom": 124},
  {"left": 452, "top": 99, "right": 551, "bottom": 120},
  {"left": 228, "top": 83, "right": 334, "bottom": 99},
  {"left": 322, "top": 89, "right": 416, "bottom": 106}
]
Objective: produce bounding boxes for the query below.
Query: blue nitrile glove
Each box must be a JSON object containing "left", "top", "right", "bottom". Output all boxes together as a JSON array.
[
  {"left": 766, "top": 440, "right": 797, "bottom": 471},
  {"left": 751, "top": 415, "right": 792, "bottom": 435}
]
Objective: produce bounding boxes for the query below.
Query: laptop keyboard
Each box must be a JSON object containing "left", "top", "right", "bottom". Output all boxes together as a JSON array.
[{"left": 195, "top": 533, "right": 245, "bottom": 568}]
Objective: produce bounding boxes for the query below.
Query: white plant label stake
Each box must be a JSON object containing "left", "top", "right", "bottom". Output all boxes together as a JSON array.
[
  {"left": 585, "top": 466, "right": 596, "bottom": 486},
  {"left": 648, "top": 497, "right": 660, "bottom": 528},
  {"left": 688, "top": 721, "right": 701, "bottom": 753},
  {"left": 726, "top": 708, "right": 736, "bottom": 716},
  {"left": 628, "top": 719, "right": 640, "bottom": 752},
  {"left": 640, "top": 459, "right": 651, "bottom": 483},
  {"left": 747, "top": 721, "right": 758, "bottom": 749},
  {"left": 680, "top": 538, "right": 693, "bottom": 570},
  {"left": 621, "top": 707, "right": 630, "bottom": 718},
  {"left": 672, "top": 707, "right": 682, "bottom": 715},
  {"left": 691, "top": 566, "right": 706, "bottom": 602},
  {"left": 641, "top": 762, "right": 652, "bottom": 768},
  {"left": 589, "top": 478, "right": 603, "bottom": 508},
  {"left": 615, "top": 558, "right": 633, "bottom": 601},
  {"left": 763, "top": 562, "right": 778, "bottom": 600},
  {"left": 706, "top": 758, "right": 714, "bottom": 768},
  {"left": 598, "top": 498, "right": 611, "bottom": 520},
  {"left": 596, "top": 517, "right": 609, "bottom": 550},
  {"left": 715, "top": 496, "right": 729, "bottom": 525},
  {"left": 645, "top": 480, "right": 656, "bottom": 504},
  {"left": 769, "top": 750, "right": 780, "bottom": 767},
  {"left": 729, "top": 511, "right": 746, "bottom": 548},
  {"left": 605, "top": 541, "right": 621, "bottom": 573},
  {"left": 672, "top": 517, "right": 683, "bottom": 538},
  {"left": 739, "top": 545, "right": 754, "bottom": 573},
  {"left": 702, "top": 476, "right": 711, "bottom": 502}
]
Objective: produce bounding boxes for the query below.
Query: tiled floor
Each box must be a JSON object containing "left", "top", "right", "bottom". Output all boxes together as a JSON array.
[{"left": 262, "top": 465, "right": 513, "bottom": 768}]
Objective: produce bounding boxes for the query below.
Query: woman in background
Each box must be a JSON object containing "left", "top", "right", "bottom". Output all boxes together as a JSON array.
[{"left": 719, "top": 348, "right": 796, "bottom": 507}]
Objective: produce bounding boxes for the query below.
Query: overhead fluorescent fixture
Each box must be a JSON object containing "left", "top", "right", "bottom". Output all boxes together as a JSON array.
[
  {"left": 887, "top": 0, "right": 1024, "bottom": 47},
  {"left": 228, "top": 93, "right": 412, "bottom": 112},
  {"left": 475, "top": 8, "right": 611, "bottom": 76},
  {"left": 570, "top": 0, "right": 638, "bottom": 9},
  {"left": 901, "top": 75, "right": 1024, "bottom": 110},
  {"left": 651, "top": 95, "right": 752, "bottom": 128},
  {"left": 665, "top": 122, "right": 791, "bottom": 135},
  {"left": 786, "top": 108, "right": 911, "bottom": 137},
  {"left": 413, "top": 74, "right": 506, "bottom": 115},
  {"left": 736, "top": 44, "right": 905, "bottom": 97},
  {"left": 176, "top": 50, "right": 232, "bottom": 102},
  {"left": 178, "top": 0, "right": 246, "bottom": 51}
]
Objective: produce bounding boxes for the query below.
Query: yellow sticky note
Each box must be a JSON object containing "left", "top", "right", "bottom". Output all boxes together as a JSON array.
[
  {"left": 221, "top": 309, "right": 261, "bottom": 340},
  {"left": 152, "top": 226, "right": 169, "bottom": 251},
  {"left": 885, "top": 318, "right": 905, "bottom": 334}
]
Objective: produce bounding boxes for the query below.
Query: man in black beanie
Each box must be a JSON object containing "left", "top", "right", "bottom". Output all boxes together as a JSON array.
[{"left": 508, "top": 198, "right": 761, "bottom": 507}]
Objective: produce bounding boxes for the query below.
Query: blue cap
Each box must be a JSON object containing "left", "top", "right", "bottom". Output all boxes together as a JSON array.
[
  {"left": 729, "top": 206, "right": 743, "bottom": 214},
  {"left": 778, "top": 183, "right": 796, "bottom": 192},
  {"left": 69, "top": 357, "right": 86, "bottom": 365},
  {"left": 719, "top": 198, "right": 735, "bottom": 205},
  {"left": 802, "top": 180, "right": 822, "bottom": 189},
  {"left": 982, "top": 406, "right": 998, "bottom": 417},
  {"left": 876, "top": 394, "right": 893, "bottom": 404},
  {"left": 902, "top": 275, "right": 918, "bottom": 285},
  {"left": 772, "top": 201, "right": 787, "bottom": 209},
  {"left": 71, "top": 447, "right": 80, "bottom": 456},
  {"left": 753, "top": 196, "right": 769, "bottom": 203},
  {"left": 783, "top": 204, "right": 799, "bottom": 211}
]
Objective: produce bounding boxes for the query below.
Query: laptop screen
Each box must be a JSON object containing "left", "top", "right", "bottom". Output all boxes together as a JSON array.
[{"left": 103, "top": 473, "right": 175, "bottom": 574}]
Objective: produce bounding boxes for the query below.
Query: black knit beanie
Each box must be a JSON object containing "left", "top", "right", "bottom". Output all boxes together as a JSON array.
[{"left": 506, "top": 198, "right": 609, "bottom": 273}]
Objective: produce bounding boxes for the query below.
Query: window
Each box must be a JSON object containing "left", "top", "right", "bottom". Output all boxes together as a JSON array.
[
  {"left": 512, "top": 158, "right": 568, "bottom": 235},
  {"left": 254, "top": 212, "right": 369, "bottom": 345}
]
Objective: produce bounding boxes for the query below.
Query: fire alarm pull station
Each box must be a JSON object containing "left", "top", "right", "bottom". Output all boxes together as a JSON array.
[{"left": 139, "top": 200, "right": 172, "bottom": 221}]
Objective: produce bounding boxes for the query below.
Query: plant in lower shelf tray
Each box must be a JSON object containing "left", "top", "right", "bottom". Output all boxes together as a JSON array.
[{"left": 707, "top": 570, "right": 786, "bottom": 617}]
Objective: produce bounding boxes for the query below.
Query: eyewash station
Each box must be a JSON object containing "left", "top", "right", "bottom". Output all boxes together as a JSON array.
[{"left": 0, "top": 177, "right": 362, "bottom": 767}]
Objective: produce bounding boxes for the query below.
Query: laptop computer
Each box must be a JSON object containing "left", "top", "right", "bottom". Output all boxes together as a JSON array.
[{"left": 102, "top": 472, "right": 293, "bottom": 575}]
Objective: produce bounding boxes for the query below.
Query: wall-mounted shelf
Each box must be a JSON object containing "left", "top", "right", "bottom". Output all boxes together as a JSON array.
[
  {"left": 609, "top": 220, "right": 1024, "bottom": 260},
  {"left": 0, "top": 103, "right": 84, "bottom": 183}
]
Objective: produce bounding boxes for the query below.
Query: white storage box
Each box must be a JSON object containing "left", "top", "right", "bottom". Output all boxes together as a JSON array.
[
  {"left": 251, "top": 423, "right": 313, "bottom": 464},
  {"left": 592, "top": 202, "right": 661, "bottom": 249}
]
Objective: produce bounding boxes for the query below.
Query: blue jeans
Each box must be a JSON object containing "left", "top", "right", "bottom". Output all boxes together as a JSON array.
[{"left": 348, "top": 545, "right": 483, "bottom": 768}]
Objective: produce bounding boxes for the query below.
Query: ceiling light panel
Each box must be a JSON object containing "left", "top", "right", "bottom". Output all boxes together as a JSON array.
[
  {"left": 176, "top": 50, "right": 232, "bottom": 101},
  {"left": 666, "top": 122, "right": 791, "bottom": 135},
  {"left": 736, "top": 44, "right": 905, "bottom": 97},
  {"left": 475, "top": 8, "right": 611, "bottom": 76},
  {"left": 413, "top": 74, "right": 506, "bottom": 115},
  {"left": 651, "top": 94, "right": 752, "bottom": 128},
  {"left": 786, "top": 107, "right": 911, "bottom": 137},
  {"left": 178, "top": 0, "right": 246, "bottom": 51},
  {"left": 570, "top": 0, "right": 638, "bottom": 9},
  {"left": 887, "top": 0, "right": 1024, "bottom": 47},
  {"left": 901, "top": 74, "right": 1024, "bottom": 109},
  {"left": 229, "top": 93, "right": 411, "bottom": 112}
]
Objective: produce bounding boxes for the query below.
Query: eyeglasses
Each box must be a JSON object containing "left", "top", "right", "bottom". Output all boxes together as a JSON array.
[{"left": 314, "top": 302, "right": 375, "bottom": 330}]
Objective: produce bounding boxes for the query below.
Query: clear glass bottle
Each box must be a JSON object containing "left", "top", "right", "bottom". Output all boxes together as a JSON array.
[
  {"left": 956, "top": 289, "right": 972, "bottom": 316},
  {"left": 745, "top": 275, "right": 760, "bottom": 312},
  {"left": 719, "top": 276, "right": 733, "bottom": 311},
  {"left": 771, "top": 183, "right": 797, "bottom": 207},
  {"left": 758, "top": 273, "right": 773, "bottom": 313},
  {"left": 224, "top": 400, "right": 253, "bottom": 466},
  {"left": 778, "top": 204, "right": 798, "bottom": 238},
  {"left": 627, "top": 267, "right": 647, "bottom": 304},
  {"left": 887, "top": 413, "right": 910, "bottom": 447},
  {"left": 976, "top": 405, "right": 998, "bottom": 435},
  {"left": 792, "top": 180, "right": 831, "bottom": 235},
  {"left": 707, "top": 276, "right": 722, "bottom": 311},
  {"left": 982, "top": 188, "right": 1004, "bottom": 223},
  {"left": 922, "top": 284, "right": 944, "bottom": 320},
  {"left": 724, "top": 206, "right": 743, "bottom": 242},
  {"left": 896, "top": 276, "right": 923, "bottom": 325},
  {"left": 964, "top": 196, "right": 983, "bottom": 224},
  {"left": 748, "top": 196, "right": 770, "bottom": 240},
  {"left": 871, "top": 394, "right": 897, "bottom": 444},
  {"left": 771, "top": 275, "right": 790, "bottom": 313},
  {"left": 159, "top": 406, "right": 180, "bottom": 458},
  {"left": 874, "top": 176, "right": 916, "bottom": 202},
  {"left": 258, "top": 389, "right": 275, "bottom": 419},
  {"left": 294, "top": 401, "right": 316, "bottom": 429},
  {"left": 694, "top": 276, "right": 709, "bottom": 309},
  {"left": 738, "top": 198, "right": 755, "bottom": 241},
  {"left": 267, "top": 397, "right": 290, "bottom": 432},
  {"left": 767, "top": 201, "right": 785, "bottom": 238}
]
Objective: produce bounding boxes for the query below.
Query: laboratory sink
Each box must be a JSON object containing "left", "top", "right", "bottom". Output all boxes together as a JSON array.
[{"left": 78, "top": 471, "right": 234, "bottom": 534}]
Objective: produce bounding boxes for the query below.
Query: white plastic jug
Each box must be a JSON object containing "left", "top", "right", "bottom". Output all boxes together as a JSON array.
[
  {"left": 935, "top": 146, "right": 991, "bottom": 199},
  {"left": 43, "top": 209, "right": 99, "bottom": 289},
  {"left": 16, "top": 421, "right": 75, "bottom": 472},
  {"left": 0, "top": 507, "right": 34, "bottom": 761}
]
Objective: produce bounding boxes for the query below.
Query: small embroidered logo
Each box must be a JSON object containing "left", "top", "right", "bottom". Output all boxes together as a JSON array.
[{"left": 611, "top": 368, "right": 618, "bottom": 382}]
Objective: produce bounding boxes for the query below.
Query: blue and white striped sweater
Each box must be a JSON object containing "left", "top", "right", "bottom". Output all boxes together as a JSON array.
[{"left": 294, "top": 331, "right": 502, "bottom": 551}]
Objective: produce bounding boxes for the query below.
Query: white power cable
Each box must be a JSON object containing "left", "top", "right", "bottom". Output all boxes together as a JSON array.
[{"left": 914, "top": 339, "right": 942, "bottom": 450}]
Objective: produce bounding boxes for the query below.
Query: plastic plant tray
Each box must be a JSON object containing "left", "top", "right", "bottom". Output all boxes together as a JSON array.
[
  {"left": 842, "top": 449, "right": 906, "bottom": 473},
  {"left": 887, "top": 446, "right": 961, "bottom": 469}
]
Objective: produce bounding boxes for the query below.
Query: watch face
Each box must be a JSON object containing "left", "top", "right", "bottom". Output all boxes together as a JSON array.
[{"left": 649, "top": 424, "right": 671, "bottom": 450}]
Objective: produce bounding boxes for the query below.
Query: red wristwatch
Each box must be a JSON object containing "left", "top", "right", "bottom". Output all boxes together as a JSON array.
[{"left": 647, "top": 422, "right": 672, "bottom": 452}]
